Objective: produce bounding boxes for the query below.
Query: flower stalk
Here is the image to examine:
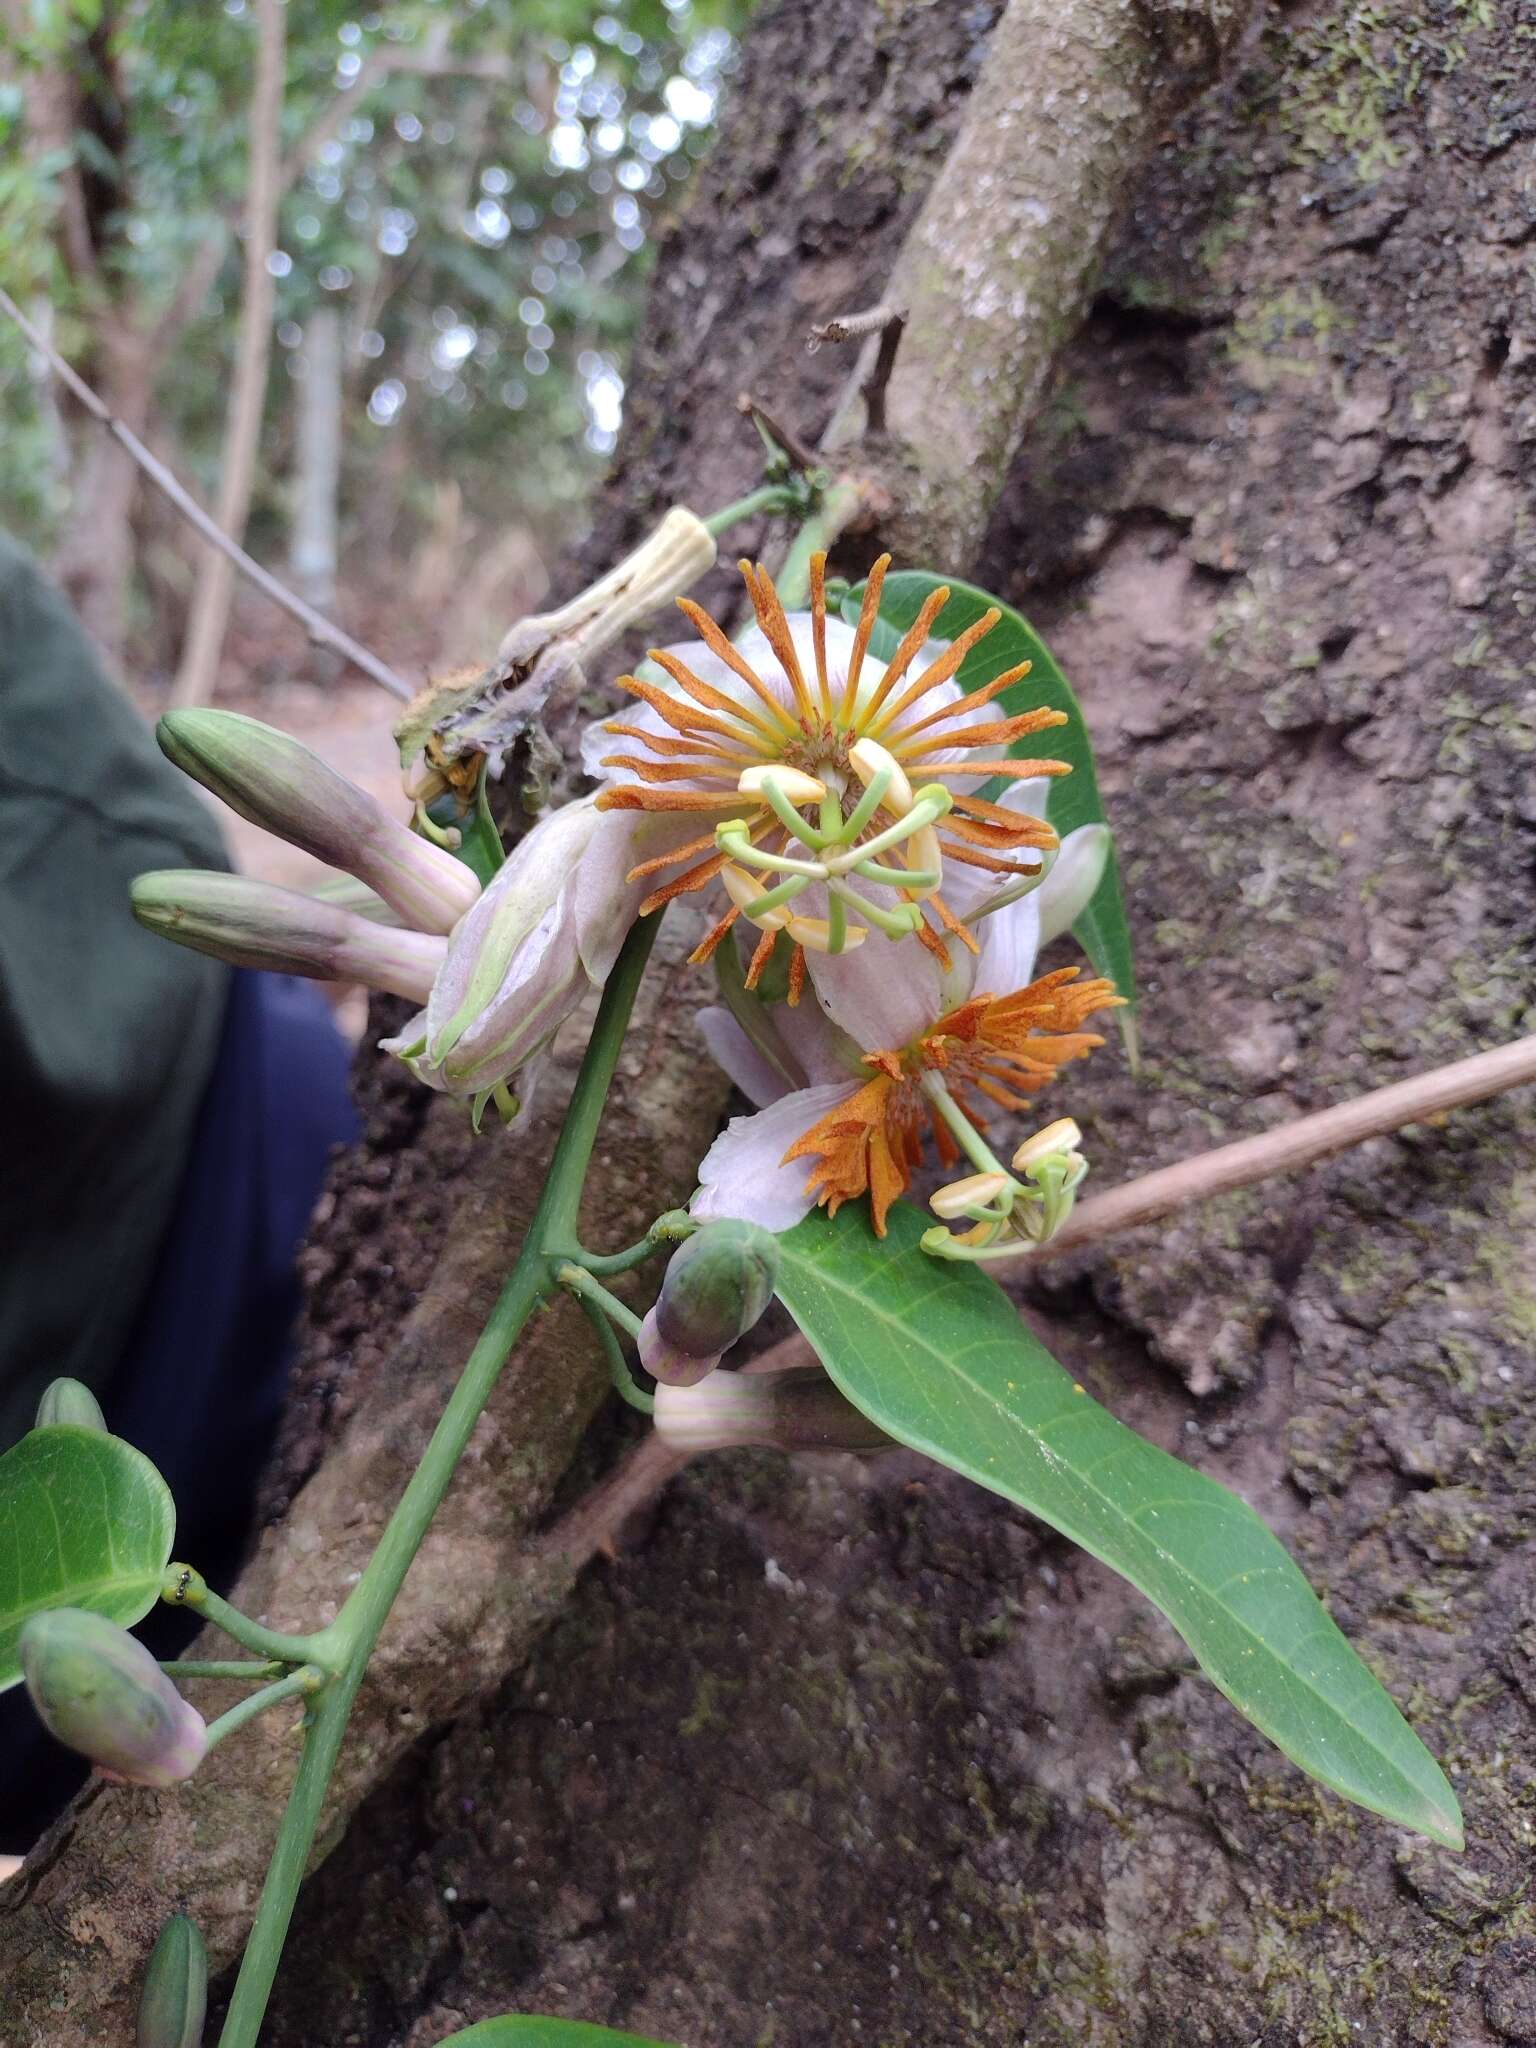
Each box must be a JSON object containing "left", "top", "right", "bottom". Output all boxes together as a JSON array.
[{"left": 214, "top": 915, "right": 662, "bottom": 2048}]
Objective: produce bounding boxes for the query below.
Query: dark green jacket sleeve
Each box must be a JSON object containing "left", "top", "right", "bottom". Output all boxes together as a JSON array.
[{"left": 0, "top": 531, "right": 231, "bottom": 1445}]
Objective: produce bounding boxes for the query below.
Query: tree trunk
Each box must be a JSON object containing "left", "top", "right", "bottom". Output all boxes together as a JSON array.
[
  {"left": 9, "top": 0, "right": 1535, "bottom": 2041},
  {"left": 288, "top": 304, "right": 343, "bottom": 614},
  {"left": 263, "top": 2, "right": 1536, "bottom": 2042},
  {"left": 50, "top": 324, "right": 154, "bottom": 662},
  {"left": 170, "top": 0, "right": 286, "bottom": 707}
]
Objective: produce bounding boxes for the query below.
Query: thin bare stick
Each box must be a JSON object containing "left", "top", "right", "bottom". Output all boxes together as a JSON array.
[
  {"left": 171, "top": 0, "right": 287, "bottom": 709},
  {"left": 996, "top": 1031, "right": 1536, "bottom": 1270},
  {"left": 736, "top": 390, "right": 823, "bottom": 477},
  {"left": 0, "top": 287, "right": 412, "bottom": 700},
  {"left": 806, "top": 303, "right": 906, "bottom": 351},
  {"left": 540, "top": 1336, "right": 812, "bottom": 1565},
  {"left": 540, "top": 1434, "right": 690, "bottom": 1569},
  {"left": 861, "top": 310, "right": 907, "bottom": 434}
]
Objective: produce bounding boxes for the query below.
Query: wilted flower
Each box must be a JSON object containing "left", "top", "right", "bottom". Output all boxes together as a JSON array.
[
  {"left": 399, "top": 507, "right": 719, "bottom": 804},
  {"left": 132, "top": 870, "right": 448, "bottom": 1003},
  {"left": 653, "top": 1366, "right": 896, "bottom": 1455},
  {"left": 692, "top": 824, "right": 1119, "bottom": 1237},
  {"left": 20, "top": 1608, "right": 207, "bottom": 1788},
  {"left": 137, "top": 1914, "right": 208, "bottom": 2048},
  {"left": 636, "top": 1218, "right": 780, "bottom": 1385},
  {"left": 158, "top": 709, "right": 480, "bottom": 935},
  {"left": 587, "top": 551, "right": 1069, "bottom": 1004},
  {"left": 382, "top": 796, "right": 668, "bottom": 1106}
]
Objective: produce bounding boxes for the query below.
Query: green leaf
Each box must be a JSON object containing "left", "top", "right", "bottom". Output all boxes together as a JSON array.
[
  {"left": 843, "top": 572, "right": 1138, "bottom": 1063},
  {"left": 0, "top": 1425, "right": 176, "bottom": 1693},
  {"left": 775, "top": 1202, "right": 1464, "bottom": 1849},
  {"left": 437, "top": 2022, "right": 678, "bottom": 2047}
]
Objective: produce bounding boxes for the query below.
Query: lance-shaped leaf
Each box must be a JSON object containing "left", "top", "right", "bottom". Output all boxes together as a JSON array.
[
  {"left": 843, "top": 571, "right": 1137, "bottom": 1061},
  {"left": 774, "top": 1201, "right": 1463, "bottom": 1849},
  {"left": 0, "top": 1424, "right": 175, "bottom": 1693},
  {"left": 437, "top": 2021, "right": 678, "bottom": 2046}
]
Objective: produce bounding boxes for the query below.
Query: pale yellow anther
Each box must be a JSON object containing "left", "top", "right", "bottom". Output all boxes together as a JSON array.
[
  {"left": 720, "top": 861, "right": 790, "bottom": 929},
  {"left": 782, "top": 914, "right": 868, "bottom": 954},
  {"left": 901, "top": 822, "right": 943, "bottom": 899},
  {"left": 1012, "top": 1118, "right": 1084, "bottom": 1171},
  {"left": 848, "top": 738, "right": 914, "bottom": 816},
  {"left": 738, "top": 763, "right": 827, "bottom": 806},
  {"left": 930, "top": 1171, "right": 1011, "bottom": 1220}
]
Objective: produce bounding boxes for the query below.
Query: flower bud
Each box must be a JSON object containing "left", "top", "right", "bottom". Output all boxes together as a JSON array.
[
  {"left": 638, "top": 1221, "right": 780, "bottom": 1385},
  {"left": 654, "top": 1367, "right": 896, "bottom": 1455},
  {"left": 929, "top": 1170, "right": 1012, "bottom": 1220},
  {"left": 35, "top": 1378, "right": 107, "bottom": 1431},
  {"left": 20, "top": 1609, "right": 208, "bottom": 1788},
  {"left": 132, "top": 870, "right": 448, "bottom": 1003},
  {"left": 157, "top": 709, "right": 479, "bottom": 934},
  {"left": 391, "top": 798, "right": 650, "bottom": 1097},
  {"left": 137, "top": 1914, "right": 207, "bottom": 2048}
]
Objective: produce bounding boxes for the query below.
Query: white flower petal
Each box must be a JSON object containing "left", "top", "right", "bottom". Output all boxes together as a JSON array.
[
  {"left": 1037, "top": 823, "right": 1112, "bottom": 947},
  {"left": 972, "top": 889, "right": 1041, "bottom": 1000},
  {"left": 775, "top": 991, "right": 862, "bottom": 1086},
  {"left": 808, "top": 937, "right": 945, "bottom": 1054},
  {"left": 691, "top": 1080, "right": 855, "bottom": 1232},
  {"left": 697, "top": 1006, "right": 791, "bottom": 1109}
]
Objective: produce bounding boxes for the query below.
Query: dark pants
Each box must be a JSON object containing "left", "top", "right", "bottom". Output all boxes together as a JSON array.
[{"left": 0, "top": 971, "right": 358, "bottom": 1850}]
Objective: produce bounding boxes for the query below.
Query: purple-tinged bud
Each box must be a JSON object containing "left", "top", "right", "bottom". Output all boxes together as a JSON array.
[
  {"left": 638, "top": 1221, "right": 780, "bottom": 1386},
  {"left": 35, "top": 1378, "right": 107, "bottom": 1430},
  {"left": 132, "top": 870, "right": 448, "bottom": 1003},
  {"left": 20, "top": 1609, "right": 208, "bottom": 1788},
  {"left": 137, "top": 1914, "right": 207, "bottom": 2048},
  {"left": 157, "top": 709, "right": 479, "bottom": 934},
  {"left": 637, "top": 1308, "right": 721, "bottom": 1388},
  {"left": 654, "top": 1367, "right": 896, "bottom": 1455}
]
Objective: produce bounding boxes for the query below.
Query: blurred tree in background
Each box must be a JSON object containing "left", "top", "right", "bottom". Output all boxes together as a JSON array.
[{"left": 0, "top": 0, "right": 746, "bottom": 673}]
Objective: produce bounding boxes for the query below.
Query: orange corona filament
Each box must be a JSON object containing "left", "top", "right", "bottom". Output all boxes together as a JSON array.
[
  {"left": 592, "top": 554, "right": 1072, "bottom": 961},
  {"left": 782, "top": 968, "right": 1123, "bottom": 1236}
]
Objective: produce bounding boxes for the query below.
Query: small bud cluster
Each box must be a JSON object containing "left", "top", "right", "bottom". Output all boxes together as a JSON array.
[{"left": 921, "top": 1117, "right": 1089, "bottom": 1263}]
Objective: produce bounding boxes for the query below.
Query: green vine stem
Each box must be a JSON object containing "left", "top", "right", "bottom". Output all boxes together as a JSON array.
[
  {"left": 571, "top": 1295, "right": 656, "bottom": 1417},
  {"left": 572, "top": 1207, "right": 695, "bottom": 1277},
  {"left": 203, "top": 1670, "right": 323, "bottom": 1755},
  {"left": 159, "top": 1660, "right": 286, "bottom": 1683},
  {"left": 702, "top": 482, "right": 799, "bottom": 537},
  {"left": 214, "top": 914, "right": 662, "bottom": 2048},
  {"left": 162, "top": 1569, "right": 341, "bottom": 1671},
  {"left": 556, "top": 1263, "right": 645, "bottom": 1340},
  {"left": 775, "top": 477, "right": 864, "bottom": 606}
]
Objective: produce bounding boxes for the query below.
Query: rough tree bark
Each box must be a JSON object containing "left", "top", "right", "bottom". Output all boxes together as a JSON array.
[
  {"left": 267, "top": 4, "right": 1536, "bottom": 2043},
  {"left": 8, "top": 0, "right": 1535, "bottom": 2042},
  {"left": 11, "top": 0, "right": 155, "bottom": 662}
]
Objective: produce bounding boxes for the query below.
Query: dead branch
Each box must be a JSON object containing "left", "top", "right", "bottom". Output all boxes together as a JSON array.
[
  {"left": 831, "top": 0, "right": 1252, "bottom": 563},
  {"left": 998, "top": 1031, "right": 1536, "bottom": 1269}
]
